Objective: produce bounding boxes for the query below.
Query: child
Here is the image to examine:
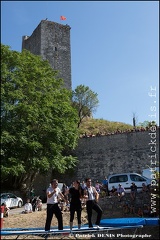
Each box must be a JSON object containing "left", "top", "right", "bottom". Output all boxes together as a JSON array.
[
  {"left": 142, "top": 183, "right": 149, "bottom": 193},
  {"left": 36, "top": 198, "right": 42, "bottom": 211},
  {"left": 137, "top": 207, "right": 143, "bottom": 217},
  {"left": 129, "top": 204, "right": 135, "bottom": 214},
  {"left": 2, "top": 203, "right": 10, "bottom": 217},
  {"left": 109, "top": 186, "right": 117, "bottom": 196},
  {"left": 143, "top": 204, "right": 151, "bottom": 217},
  {"left": 123, "top": 202, "right": 130, "bottom": 214},
  {"left": 23, "top": 198, "right": 32, "bottom": 213}
]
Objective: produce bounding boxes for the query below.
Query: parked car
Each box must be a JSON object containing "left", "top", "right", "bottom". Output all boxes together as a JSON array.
[
  {"left": 0, "top": 193, "right": 23, "bottom": 208},
  {"left": 107, "top": 173, "right": 151, "bottom": 193}
]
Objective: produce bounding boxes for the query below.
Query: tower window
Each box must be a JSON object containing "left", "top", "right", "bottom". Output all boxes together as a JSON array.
[{"left": 55, "top": 47, "right": 57, "bottom": 51}]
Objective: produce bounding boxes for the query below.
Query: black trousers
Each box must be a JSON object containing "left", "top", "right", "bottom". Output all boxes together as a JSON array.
[
  {"left": 70, "top": 207, "right": 82, "bottom": 224},
  {"left": 86, "top": 200, "right": 102, "bottom": 228},
  {"left": 45, "top": 203, "right": 63, "bottom": 231}
]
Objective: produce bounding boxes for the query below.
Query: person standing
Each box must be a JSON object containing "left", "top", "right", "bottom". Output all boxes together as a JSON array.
[
  {"left": 45, "top": 179, "right": 66, "bottom": 231},
  {"left": 61, "top": 183, "right": 69, "bottom": 205},
  {"left": 65, "top": 180, "right": 84, "bottom": 230},
  {"left": 84, "top": 178, "right": 103, "bottom": 228},
  {"left": 102, "top": 176, "right": 109, "bottom": 195},
  {"left": 130, "top": 182, "right": 137, "bottom": 201},
  {"left": 30, "top": 186, "right": 35, "bottom": 199},
  {"left": 81, "top": 180, "right": 87, "bottom": 207},
  {"left": 95, "top": 180, "right": 102, "bottom": 193},
  {"left": 81, "top": 181, "right": 86, "bottom": 190}
]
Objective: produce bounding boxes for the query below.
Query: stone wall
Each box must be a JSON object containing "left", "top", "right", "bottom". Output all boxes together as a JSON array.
[
  {"left": 33, "top": 129, "right": 159, "bottom": 197},
  {"left": 72, "top": 130, "right": 159, "bottom": 183},
  {"left": 99, "top": 192, "right": 153, "bottom": 218}
]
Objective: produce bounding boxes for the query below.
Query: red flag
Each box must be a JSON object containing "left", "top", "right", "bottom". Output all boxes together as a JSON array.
[{"left": 60, "top": 16, "right": 67, "bottom": 20}]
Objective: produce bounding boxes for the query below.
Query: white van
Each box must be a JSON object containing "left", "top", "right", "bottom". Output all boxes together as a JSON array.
[{"left": 107, "top": 173, "right": 151, "bottom": 193}]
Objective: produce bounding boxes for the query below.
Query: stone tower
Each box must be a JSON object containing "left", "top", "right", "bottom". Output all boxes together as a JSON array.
[{"left": 22, "top": 20, "right": 72, "bottom": 90}]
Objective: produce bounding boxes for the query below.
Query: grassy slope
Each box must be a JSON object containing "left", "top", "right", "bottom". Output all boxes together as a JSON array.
[{"left": 79, "top": 118, "right": 134, "bottom": 136}]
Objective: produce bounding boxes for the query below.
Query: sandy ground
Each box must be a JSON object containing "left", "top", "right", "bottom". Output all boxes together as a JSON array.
[
  {"left": 2, "top": 208, "right": 88, "bottom": 229},
  {"left": 1, "top": 207, "right": 90, "bottom": 239}
]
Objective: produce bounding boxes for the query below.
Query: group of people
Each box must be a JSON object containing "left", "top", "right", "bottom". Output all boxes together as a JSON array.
[
  {"left": 109, "top": 182, "right": 149, "bottom": 202},
  {"left": 123, "top": 202, "right": 154, "bottom": 218},
  {"left": 109, "top": 184, "right": 125, "bottom": 202},
  {"left": 45, "top": 178, "right": 103, "bottom": 232},
  {"left": 22, "top": 196, "right": 43, "bottom": 214}
]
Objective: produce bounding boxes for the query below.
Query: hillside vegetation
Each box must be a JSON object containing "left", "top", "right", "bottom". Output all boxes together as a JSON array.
[{"left": 79, "top": 118, "right": 134, "bottom": 136}]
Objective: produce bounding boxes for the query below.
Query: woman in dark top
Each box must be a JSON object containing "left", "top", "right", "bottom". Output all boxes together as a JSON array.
[{"left": 66, "top": 180, "right": 84, "bottom": 230}]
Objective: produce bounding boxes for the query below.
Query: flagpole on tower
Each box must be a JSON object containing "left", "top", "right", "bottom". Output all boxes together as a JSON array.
[{"left": 45, "top": 1, "right": 48, "bottom": 20}]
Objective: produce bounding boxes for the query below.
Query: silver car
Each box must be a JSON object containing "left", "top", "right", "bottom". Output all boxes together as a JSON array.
[{"left": 0, "top": 193, "right": 23, "bottom": 208}]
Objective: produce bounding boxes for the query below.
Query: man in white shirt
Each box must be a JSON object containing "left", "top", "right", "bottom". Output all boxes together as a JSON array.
[
  {"left": 45, "top": 179, "right": 66, "bottom": 231},
  {"left": 84, "top": 178, "right": 103, "bottom": 228}
]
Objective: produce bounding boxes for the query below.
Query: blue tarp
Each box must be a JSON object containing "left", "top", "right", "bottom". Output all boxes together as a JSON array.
[
  {"left": 100, "top": 218, "right": 159, "bottom": 226},
  {"left": 100, "top": 218, "right": 145, "bottom": 226},
  {"left": 100, "top": 218, "right": 159, "bottom": 227},
  {"left": 145, "top": 218, "right": 159, "bottom": 226}
]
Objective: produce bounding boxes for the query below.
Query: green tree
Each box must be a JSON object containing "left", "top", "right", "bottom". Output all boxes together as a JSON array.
[
  {"left": 1, "top": 44, "right": 79, "bottom": 190},
  {"left": 72, "top": 85, "right": 99, "bottom": 127},
  {"left": 138, "top": 120, "right": 157, "bottom": 128}
]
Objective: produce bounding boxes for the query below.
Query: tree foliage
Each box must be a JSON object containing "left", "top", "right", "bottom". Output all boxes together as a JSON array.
[
  {"left": 1, "top": 44, "right": 79, "bottom": 189},
  {"left": 72, "top": 85, "right": 99, "bottom": 127},
  {"left": 138, "top": 120, "right": 157, "bottom": 128}
]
